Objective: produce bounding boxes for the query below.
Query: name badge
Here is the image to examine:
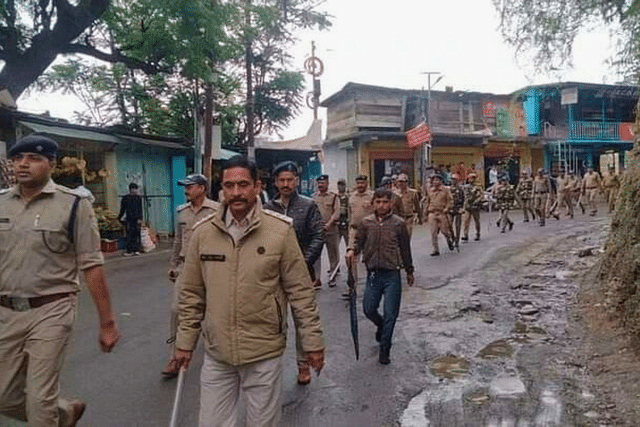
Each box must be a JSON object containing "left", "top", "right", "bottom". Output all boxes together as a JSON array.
[{"left": 200, "top": 254, "right": 226, "bottom": 262}]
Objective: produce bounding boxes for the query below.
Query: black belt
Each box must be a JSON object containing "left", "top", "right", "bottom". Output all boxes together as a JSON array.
[{"left": 0, "top": 292, "right": 72, "bottom": 312}]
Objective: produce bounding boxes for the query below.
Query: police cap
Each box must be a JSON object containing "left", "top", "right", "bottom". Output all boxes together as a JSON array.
[
  {"left": 355, "top": 175, "right": 368, "bottom": 181},
  {"left": 8, "top": 134, "right": 58, "bottom": 160},
  {"left": 337, "top": 178, "right": 346, "bottom": 185},
  {"left": 380, "top": 176, "right": 392, "bottom": 185},
  {"left": 316, "top": 174, "right": 329, "bottom": 181},
  {"left": 178, "top": 174, "right": 208, "bottom": 187}
]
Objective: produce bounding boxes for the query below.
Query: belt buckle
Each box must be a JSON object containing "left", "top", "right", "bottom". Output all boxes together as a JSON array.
[{"left": 11, "top": 297, "right": 31, "bottom": 312}]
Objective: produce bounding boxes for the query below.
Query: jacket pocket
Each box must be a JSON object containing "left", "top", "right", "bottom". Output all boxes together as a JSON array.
[{"left": 34, "top": 225, "right": 72, "bottom": 254}]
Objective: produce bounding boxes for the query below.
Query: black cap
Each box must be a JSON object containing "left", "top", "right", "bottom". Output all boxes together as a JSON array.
[
  {"left": 337, "top": 178, "right": 346, "bottom": 185},
  {"left": 8, "top": 134, "right": 58, "bottom": 160},
  {"left": 178, "top": 174, "right": 208, "bottom": 186},
  {"left": 431, "top": 173, "right": 443, "bottom": 181},
  {"left": 273, "top": 161, "right": 298, "bottom": 176},
  {"left": 355, "top": 175, "right": 367, "bottom": 181},
  {"left": 316, "top": 174, "right": 329, "bottom": 181}
]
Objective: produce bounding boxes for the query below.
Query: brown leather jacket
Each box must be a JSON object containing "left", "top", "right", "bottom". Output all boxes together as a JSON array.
[{"left": 351, "top": 212, "right": 413, "bottom": 274}]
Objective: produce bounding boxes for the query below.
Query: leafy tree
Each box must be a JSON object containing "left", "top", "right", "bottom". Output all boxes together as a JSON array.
[{"left": 495, "top": 0, "right": 640, "bottom": 335}]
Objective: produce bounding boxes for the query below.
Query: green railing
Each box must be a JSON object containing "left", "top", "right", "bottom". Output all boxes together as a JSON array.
[{"left": 569, "top": 121, "right": 620, "bottom": 140}]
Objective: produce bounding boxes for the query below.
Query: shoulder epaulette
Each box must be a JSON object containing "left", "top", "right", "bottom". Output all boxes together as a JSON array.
[
  {"left": 192, "top": 213, "right": 216, "bottom": 229},
  {"left": 59, "top": 185, "right": 92, "bottom": 199},
  {"left": 177, "top": 202, "right": 190, "bottom": 212},
  {"left": 263, "top": 209, "right": 293, "bottom": 225}
]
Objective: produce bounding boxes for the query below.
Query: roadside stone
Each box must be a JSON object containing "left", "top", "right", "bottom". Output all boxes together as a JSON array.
[{"left": 518, "top": 304, "right": 539, "bottom": 315}]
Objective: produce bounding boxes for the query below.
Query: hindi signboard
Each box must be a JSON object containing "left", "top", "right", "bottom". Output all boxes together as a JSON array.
[{"left": 406, "top": 122, "right": 432, "bottom": 148}]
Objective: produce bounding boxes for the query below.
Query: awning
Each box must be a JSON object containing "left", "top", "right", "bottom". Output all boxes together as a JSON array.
[
  {"left": 116, "top": 135, "right": 190, "bottom": 150},
  {"left": 19, "top": 120, "right": 121, "bottom": 144},
  {"left": 254, "top": 120, "right": 322, "bottom": 151}
]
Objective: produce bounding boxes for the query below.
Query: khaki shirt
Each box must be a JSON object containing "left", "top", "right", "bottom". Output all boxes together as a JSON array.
[
  {"left": 0, "top": 180, "right": 103, "bottom": 298},
  {"left": 532, "top": 176, "right": 550, "bottom": 194},
  {"left": 556, "top": 176, "right": 572, "bottom": 193},
  {"left": 424, "top": 186, "right": 452, "bottom": 213},
  {"left": 314, "top": 191, "right": 340, "bottom": 229},
  {"left": 397, "top": 188, "right": 420, "bottom": 218},
  {"left": 348, "top": 190, "right": 374, "bottom": 229},
  {"left": 582, "top": 172, "right": 601, "bottom": 190},
  {"left": 171, "top": 198, "right": 219, "bottom": 267},
  {"left": 602, "top": 172, "right": 620, "bottom": 189}
]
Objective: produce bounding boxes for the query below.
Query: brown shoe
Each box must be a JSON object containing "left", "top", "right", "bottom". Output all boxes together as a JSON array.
[
  {"left": 313, "top": 279, "right": 322, "bottom": 289},
  {"left": 161, "top": 358, "right": 180, "bottom": 378},
  {"left": 297, "top": 361, "right": 311, "bottom": 385},
  {"left": 59, "top": 399, "right": 86, "bottom": 427}
]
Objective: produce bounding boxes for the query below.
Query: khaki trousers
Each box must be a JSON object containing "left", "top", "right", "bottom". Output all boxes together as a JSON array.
[
  {"left": 315, "top": 227, "right": 339, "bottom": 275},
  {"left": 428, "top": 212, "right": 452, "bottom": 253},
  {"left": 404, "top": 215, "right": 415, "bottom": 237},
  {"left": 604, "top": 187, "right": 618, "bottom": 212},
  {"left": 533, "top": 193, "right": 548, "bottom": 223},
  {"left": 0, "top": 295, "right": 77, "bottom": 427},
  {"left": 558, "top": 191, "right": 574, "bottom": 217},
  {"left": 586, "top": 188, "right": 599, "bottom": 214},
  {"left": 462, "top": 209, "right": 481, "bottom": 239},
  {"left": 199, "top": 353, "right": 283, "bottom": 427}
]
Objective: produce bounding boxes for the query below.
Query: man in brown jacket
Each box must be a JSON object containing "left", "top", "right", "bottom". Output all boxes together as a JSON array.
[
  {"left": 346, "top": 188, "right": 414, "bottom": 365},
  {"left": 173, "top": 156, "right": 325, "bottom": 427},
  {"left": 424, "top": 174, "right": 454, "bottom": 256}
]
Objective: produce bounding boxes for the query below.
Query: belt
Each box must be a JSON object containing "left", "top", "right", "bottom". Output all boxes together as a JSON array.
[{"left": 0, "top": 292, "right": 72, "bottom": 312}]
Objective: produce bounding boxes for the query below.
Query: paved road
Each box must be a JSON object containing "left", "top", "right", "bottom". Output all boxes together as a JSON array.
[{"left": 0, "top": 206, "right": 610, "bottom": 426}]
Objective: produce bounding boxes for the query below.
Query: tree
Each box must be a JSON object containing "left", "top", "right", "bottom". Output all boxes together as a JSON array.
[{"left": 495, "top": 0, "right": 640, "bottom": 334}]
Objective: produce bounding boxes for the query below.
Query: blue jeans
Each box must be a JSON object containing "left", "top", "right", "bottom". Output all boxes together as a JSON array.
[{"left": 362, "top": 269, "right": 402, "bottom": 351}]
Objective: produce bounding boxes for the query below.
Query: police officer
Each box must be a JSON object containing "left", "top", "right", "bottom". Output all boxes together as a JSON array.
[
  {"left": 449, "top": 173, "right": 465, "bottom": 249},
  {"left": 0, "top": 135, "right": 120, "bottom": 426},
  {"left": 346, "top": 175, "right": 374, "bottom": 299},
  {"left": 395, "top": 173, "right": 422, "bottom": 238},
  {"left": 515, "top": 171, "right": 535, "bottom": 222},
  {"left": 337, "top": 178, "right": 350, "bottom": 247},
  {"left": 162, "top": 174, "right": 219, "bottom": 378},
  {"left": 581, "top": 167, "right": 602, "bottom": 216},
  {"left": 532, "top": 168, "right": 550, "bottom": 226},
  {"left": 494, "top": 174, "right": 515, "bottom": 233},
  {"left": 264, "top": 161, "right": 324, "bottom": 385},
  {"left": 424, "top": 174, "right": 454, "bottom": 256},
  {"left": 462, "top": 173, "right": 483, "bottom": 241},
  {"left": 602, "top": 167, "right": 620, "bottom": 213},
  {"left": 313, "top": 175, "right": 340, "bottom": 286}
]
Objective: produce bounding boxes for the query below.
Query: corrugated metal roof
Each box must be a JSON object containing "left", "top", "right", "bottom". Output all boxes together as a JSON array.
[
  {"left": 20, "top": 120, "right": 121, "bottom": 144},
  {"left": 116, "top": 134, "right": 190, "bottom": 150}
]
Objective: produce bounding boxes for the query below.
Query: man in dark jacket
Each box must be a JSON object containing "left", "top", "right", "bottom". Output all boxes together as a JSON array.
[
  {"left": 345, "top": 188, "right": 414, "bottom": 365},
  {"left": 264, "top": 161, "right": 324, "bottom": 385},
  {"left": 118, "top": 182, "right": 143, "bottom": 256}
]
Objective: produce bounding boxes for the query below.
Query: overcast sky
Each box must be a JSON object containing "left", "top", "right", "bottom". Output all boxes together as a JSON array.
[{"left": 19, "top": 0, "right": 621, "bottom": 140}]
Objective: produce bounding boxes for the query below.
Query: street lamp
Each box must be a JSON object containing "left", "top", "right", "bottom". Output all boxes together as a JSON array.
[{"left": 420, "top": 71, "right": 443, "bottom": 185}]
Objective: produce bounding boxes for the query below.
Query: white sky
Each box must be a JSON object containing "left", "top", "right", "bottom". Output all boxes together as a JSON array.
[{"left": 19, "top": 0, "right": 622, "bottom": 140}]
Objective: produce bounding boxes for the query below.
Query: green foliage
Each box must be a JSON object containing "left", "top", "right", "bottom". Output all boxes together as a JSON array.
[{"left": 493, "top": 0, "right": 640, "bottom": 77}]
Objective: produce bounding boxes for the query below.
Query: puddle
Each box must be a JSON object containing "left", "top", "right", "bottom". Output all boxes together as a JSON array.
[
  {"left": 464, "top": 388, "right": 491, "bottom": 405},
  {"left": 511, "top": 322, "right": 548, "bottom": 343},
  {"left": 477, "top": 339, "right": 514, "bottom": 359},
  {"left": 430, "top": 354, "right": 470, "bottom": 379}
]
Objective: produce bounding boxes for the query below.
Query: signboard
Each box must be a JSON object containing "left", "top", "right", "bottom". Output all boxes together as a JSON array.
[
  {"left": 561, "top": 87, "right": 578, "bottom": 105},
  {"left": 482, "top": 102, "right": 496, "bottom": 118},
  {"left": 406, "top": 121, "right": 432, "bottom": 148},
  {"left": 620, "top": 122, "right": 634, "bottom": 140}
]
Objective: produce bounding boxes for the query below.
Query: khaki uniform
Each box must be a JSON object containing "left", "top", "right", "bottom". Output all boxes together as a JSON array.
[
  {"left": 532, "top": 176, "right": 550, "bottom": 225},
  {"left": 556, "top": 175, "right": 574, "bottom": 218},
  {"left": 348, "top": 190, "right": 374, "bottom": 247},
  {"left": 0, "top": 180, "right": 103, "bottom": 425},
  {"left": 314, "top": 191, "right": 341, "bottom": 274},
  {"left": 581, "top": 171, "right": 601, "bottom": 215},
  {"left": 396, "top": 188, "right": 421, "bottom": 237},
  {"left": 494, "top": 183, "right": 515, "bottom": 232},
  {"left": 176, "top": 205, "right": 324, "bottom": 426},
  {"left": 167, "top": 198, "right": 218, "bottom": 356},
  {"left": 601, "top": 171, "right": 620, "bottom": 213},
  {"left": 424, "top": 185, "right": 453, "bottom": 253}
]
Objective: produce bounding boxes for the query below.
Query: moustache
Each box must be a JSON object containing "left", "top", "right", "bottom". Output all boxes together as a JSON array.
[{"left": 228, "top": 198, "right": 249, "bottom": 204}]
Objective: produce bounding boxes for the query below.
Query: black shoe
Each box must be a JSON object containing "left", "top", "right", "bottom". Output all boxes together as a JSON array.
[
  {"left": 501, "top": 229, "right": 506, "bottom": 233},
  {"left": 496, "top": 220, "right": 500, "bottom": 227},
  {"left": 540, "top": 221, "right": 545, "bottom": 226},
  {"left": 553, "top": 213, "right": 560, "bottom": 220},
  {"left": 509, "top": 222, "right": 513, "bottom": 231},
  {"left": 375, "top": 327, "right": 382, "bottom": 343},
  {"left": 524, "top": 219, "right": 529, "bottom": 223},
  {"left": 447, "top": 240, "right": 455, "bottom": 251},
  {"left": 430, "top": 251, "right": 440, "bottom": 256},
  {"left": 474, "top": 235, "right": 480, "bottom": 241},
  {"left": 379, "top": 347, "right": 390, "bottom": 365},
  {"left": 461, "top": 236, "right": 468, "bottom": 242}
]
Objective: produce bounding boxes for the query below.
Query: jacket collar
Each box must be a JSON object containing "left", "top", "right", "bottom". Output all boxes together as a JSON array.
[
  {"left": 213, "top": 202, "right": 262, "bottom": 238},
  {"left": 10, "top": 178, "right": 56, "bottom": 199}
]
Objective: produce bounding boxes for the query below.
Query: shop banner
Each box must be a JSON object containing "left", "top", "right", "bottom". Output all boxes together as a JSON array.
[{"left": 406, "top": 122, "right": 432, "bottom": 148}]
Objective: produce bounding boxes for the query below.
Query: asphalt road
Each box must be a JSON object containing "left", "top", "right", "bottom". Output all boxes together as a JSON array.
[{"left": 0, "top": 206, "right": 610, "bottom": 427}]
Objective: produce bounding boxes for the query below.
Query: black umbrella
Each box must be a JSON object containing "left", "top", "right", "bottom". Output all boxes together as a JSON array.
[{"left": 347, "top": 264, "right": 360, "bottom": 360}]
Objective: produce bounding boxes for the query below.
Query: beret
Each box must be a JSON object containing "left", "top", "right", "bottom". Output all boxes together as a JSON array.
[
  {"left": 273, "top": 161, "right": 298, "bottom": 176},
  {"left": 8, "top": 134, "right": 58, "bottom": 160},
  {"left": 178, "top": 174, "right": 208, "bottom": 186}
]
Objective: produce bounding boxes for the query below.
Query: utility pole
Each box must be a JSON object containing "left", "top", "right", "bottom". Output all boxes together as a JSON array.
[{"left": 420, "top": 71, "right": 443, "bottom": 186}]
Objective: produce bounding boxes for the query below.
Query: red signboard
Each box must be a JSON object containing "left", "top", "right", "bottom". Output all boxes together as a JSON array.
[
  {"left": 620, "top": 122, "right": 634, "bottom": 140},
  {"left": 482, "top": 102, "right": 496, "bottom": 118},
  {"left": 406, "top": 122, "right": 432, "bottom": 148}
]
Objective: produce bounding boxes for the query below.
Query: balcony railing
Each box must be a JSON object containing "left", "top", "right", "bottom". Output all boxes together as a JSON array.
[{"left": 569, "top": 121, "right": 620, "bottom": 140}]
